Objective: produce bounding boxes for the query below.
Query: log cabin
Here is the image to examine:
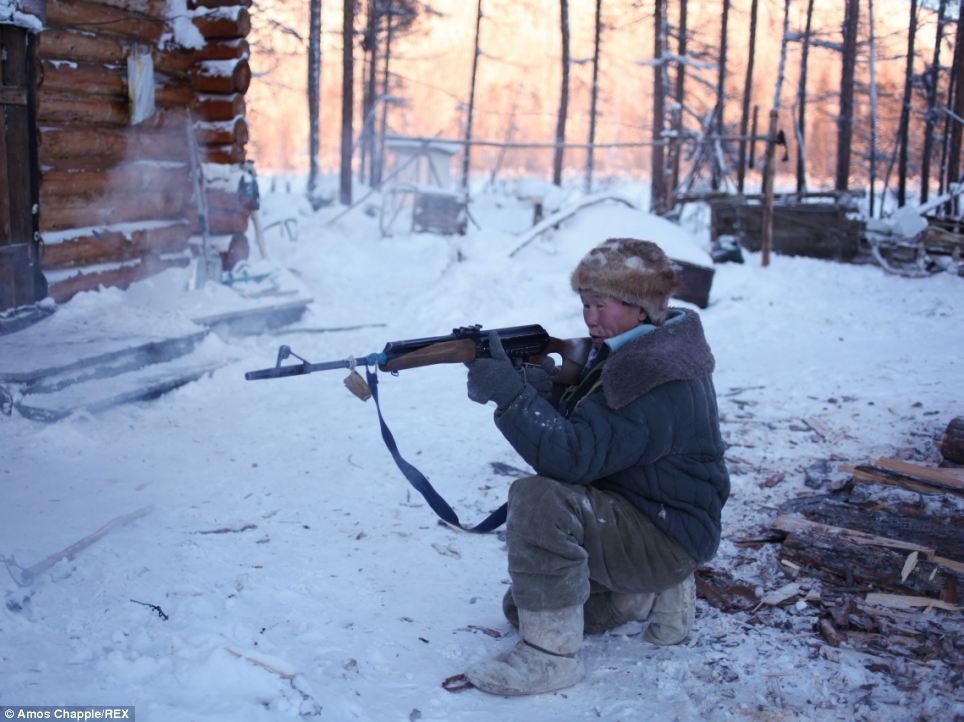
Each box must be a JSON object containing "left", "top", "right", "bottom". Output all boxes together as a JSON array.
[{"left": 0, "top": 0, "right": 254, "bottom": 313}]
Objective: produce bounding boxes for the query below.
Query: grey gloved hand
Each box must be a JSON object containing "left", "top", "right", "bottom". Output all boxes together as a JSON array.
[
  {"left": 466, "top": 331, "right": 524, "bottom": 407},
  {"left": 523, "top": 358, "right": 560, "bottom": 398}
]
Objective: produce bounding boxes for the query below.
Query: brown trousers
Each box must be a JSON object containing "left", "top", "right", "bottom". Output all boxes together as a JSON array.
[{"left": 505, "top": 475, "right": 697, "bottom": 611}]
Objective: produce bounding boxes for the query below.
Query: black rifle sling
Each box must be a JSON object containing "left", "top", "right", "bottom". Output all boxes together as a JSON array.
[{"left": 365, "top": 369, "right": 507, "bottom": 533}]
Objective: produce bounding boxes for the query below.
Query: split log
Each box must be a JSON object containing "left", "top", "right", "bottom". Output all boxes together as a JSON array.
[
  {"left": 193, "top": 7, "right": 251, "bottom": 40},
  {"left": 774, "top": 513, "right": 963, "bottom": 599},
  {"left": 852, "top": 457, "right": 964, "bottom": 498},
  {"left": 46, "top": 0, "right": 167, "bottom": 42},
  {"left": 47, "top": 253, "right": 192, "bottom": 303},
  {"left": 41, "top": 222, "right": 192, "bottom": 269},
  {"left": 941, "top": 416, "right": 964, "bottom": 465},
  {"left": 191, "top": 59, "right": 251, "bottom": 95},
  {"left": 778, "top": 495, "right": 964, "bottom": 564}
]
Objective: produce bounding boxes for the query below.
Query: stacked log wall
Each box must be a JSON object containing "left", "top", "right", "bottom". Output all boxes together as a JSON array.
[{"left": 37, "top": 0, "right": 253, "bottom": 302}]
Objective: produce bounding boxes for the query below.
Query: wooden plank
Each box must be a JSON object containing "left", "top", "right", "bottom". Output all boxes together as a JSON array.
[
  {"left": 874, "top": 457, "right": 964, "bottom": 485},
  {"left": 773, "top": 513, "right": 936, "bottom": 556},
  {"left": 853, "top": 461, "right": 964, "bottom": 498}
]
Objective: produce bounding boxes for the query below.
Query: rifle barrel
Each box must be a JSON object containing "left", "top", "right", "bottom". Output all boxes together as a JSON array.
[{"left": 244, "top": 354, "right": 378, "bottom": 380}]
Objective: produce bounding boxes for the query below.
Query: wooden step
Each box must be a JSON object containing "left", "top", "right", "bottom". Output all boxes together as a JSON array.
[{"left": 15, "top": 350, "right": 232, "bottom": 421}]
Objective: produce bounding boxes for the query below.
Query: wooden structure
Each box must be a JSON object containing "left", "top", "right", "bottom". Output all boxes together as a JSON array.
[
  {"left": 710, "top": 197, "right": 864, "bottom": 262},
  {"left": 0, "top": 0, "right": 255, "bottom": 312},
  {"left": 379, "top": 138, "right": 468, "bottom": 236}
]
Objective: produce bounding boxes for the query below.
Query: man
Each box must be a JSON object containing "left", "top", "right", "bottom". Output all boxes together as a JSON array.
[{"left": 464, "top": 237, "right": 729, "bottom": 696}]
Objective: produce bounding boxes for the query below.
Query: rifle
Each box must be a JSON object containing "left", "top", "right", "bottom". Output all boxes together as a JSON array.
[
  {"left": 244, "top": 323, "right": 590, "bottom": 389},
  {"left": 243, "top": 324, "right": 591, "bottom": 533}
]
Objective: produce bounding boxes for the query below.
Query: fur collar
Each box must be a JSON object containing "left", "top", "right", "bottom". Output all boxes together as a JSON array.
[{"left": 600, "top": 308, "right": 715, "bottom": 409}]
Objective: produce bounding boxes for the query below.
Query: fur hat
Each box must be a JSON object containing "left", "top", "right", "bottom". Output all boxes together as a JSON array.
[{"left": 570, "top": 238, "right": 680, "bottom": 324}]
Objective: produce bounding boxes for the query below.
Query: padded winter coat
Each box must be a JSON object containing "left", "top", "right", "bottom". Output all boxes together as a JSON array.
[{"left": 493, "top": 308, "right": 730, "bottom": 563}]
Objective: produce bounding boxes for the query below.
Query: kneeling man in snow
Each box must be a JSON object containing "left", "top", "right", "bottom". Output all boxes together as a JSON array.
[{"left": 464, "top": 238, "right": 730, "bottom": 695}]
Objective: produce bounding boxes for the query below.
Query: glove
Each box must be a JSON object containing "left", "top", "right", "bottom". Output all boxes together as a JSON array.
[
  {"left": 466, "top": 331, "right": 524, "bottom": 407},
  {"left": 523, "top": 358, "right": 560, "bottom": 398}
]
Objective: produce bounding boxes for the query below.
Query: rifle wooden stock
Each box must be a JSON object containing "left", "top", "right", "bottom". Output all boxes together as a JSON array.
[
  {"left": 538, "top": 336, "right": 592, "bottom": 386},
  {"left": 380, "top": 339, "right": 477, "bottom": 372}
]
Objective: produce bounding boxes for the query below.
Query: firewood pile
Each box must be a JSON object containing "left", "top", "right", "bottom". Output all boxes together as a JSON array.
[{"left": 698, "top": 417, "right": 964, "bottom": 674}]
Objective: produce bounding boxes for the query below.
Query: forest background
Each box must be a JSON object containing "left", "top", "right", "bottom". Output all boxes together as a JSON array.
[{"left": 241, "top": 0, "right": 963, "bottom": 213}]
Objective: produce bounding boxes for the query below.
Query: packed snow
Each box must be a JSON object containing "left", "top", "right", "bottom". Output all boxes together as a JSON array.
[{"left": 2, "top": 179, "right": 962, "bottom": 721}]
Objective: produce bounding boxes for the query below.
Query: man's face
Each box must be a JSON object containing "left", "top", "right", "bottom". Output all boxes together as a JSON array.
[{"left": 579, "top": 290, "right": 647, "bottom": 344}]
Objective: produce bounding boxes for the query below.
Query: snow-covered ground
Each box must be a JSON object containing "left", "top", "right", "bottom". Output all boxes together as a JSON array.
[{"left": 2, "top": 179, "right": 962, "bottom": 721}]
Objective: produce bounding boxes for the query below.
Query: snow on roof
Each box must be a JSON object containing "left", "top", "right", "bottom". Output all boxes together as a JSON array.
[{"left": 0, "top": 0, "right": 44, "bottom": 32}]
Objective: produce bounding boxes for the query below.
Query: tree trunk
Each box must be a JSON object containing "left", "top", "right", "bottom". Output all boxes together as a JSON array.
[
  {"left": 897, "top": 0, "right": 918, "bottom": 207},
  {"left": 462, "top": 0, "right": 483, "bottom": 191},
  {"left": 920, "top": 0, "right": 948, "bottom": 205},
  {"left": 650, "top": 0, "right": 667, "bottom": 214},
  {"left": 340, "top": 0, "right": 354, "bottom": 205},
  {"left": 670, "top": 0, "right": 687, "bottom": 198},
  {"left": 948, "top": 8, "right": 964, "bottom": 215},
  {"left": 552, "top": 0, "right": 570, "bottom": 187},
  {"left": 867, "top": 0, "right": 879, "bottom": 217},
  {"left": 836, "top": 0, "right": 858, "bottom": 192},
  {"left": 737, "top": 0, "right": 757, "bottom": 194},
  {"left": 307, "top": 0, "right": 322, "bottom": 197},
  {"left": 795, "top": 0, "right": 814, "bottom": 195},
  {"left": 712, "top": 0, "right": 729, "bottom": 191},
  {"left": 584, "top": 0, "right": 602, "bottom": 193}
]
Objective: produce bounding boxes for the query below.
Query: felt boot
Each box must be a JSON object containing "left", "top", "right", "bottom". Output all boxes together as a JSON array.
[
  {"left": 466, "top": 606, "right": 585, "bottom": 696},
  {"left": 503, "top": 587, "right": 655, "bottom": 635},
  {"left": 643, "top": 573, "right": 695, "bottom": 645},
  {"left": 583, "top": 591, "right": 656, "bottom": 634}
]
